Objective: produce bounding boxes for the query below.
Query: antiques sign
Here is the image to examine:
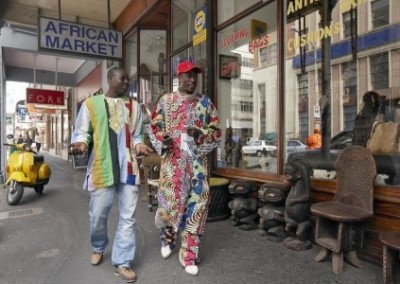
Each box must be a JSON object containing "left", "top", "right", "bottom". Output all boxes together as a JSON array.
[
  {"left": 38, "top": 17, "right": 122, "bottom": 59},
  {"left": 26, "top": 88, "right": 65, "bottom": 106}
]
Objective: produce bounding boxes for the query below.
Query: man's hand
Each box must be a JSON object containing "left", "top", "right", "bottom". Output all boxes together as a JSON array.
[
  {"left": 69, "top": 142, "right": 87, "bottom": 155},
  {"left": 135, "top": 143, "right": 154, "bottom": 156}
]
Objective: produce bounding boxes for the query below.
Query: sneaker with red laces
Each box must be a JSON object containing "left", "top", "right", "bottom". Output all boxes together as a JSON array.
[{"left": 114, "top": 266, "right": 137, "bottom": 283}]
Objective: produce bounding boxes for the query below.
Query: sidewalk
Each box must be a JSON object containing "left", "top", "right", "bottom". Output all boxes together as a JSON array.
[{"left": 0, "top": 153, "right": 383, "bottom": 284}]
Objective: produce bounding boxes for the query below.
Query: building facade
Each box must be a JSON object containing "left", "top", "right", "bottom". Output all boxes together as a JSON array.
[{"left": 114, "top": 0, "right": 400, "bottom": 262}]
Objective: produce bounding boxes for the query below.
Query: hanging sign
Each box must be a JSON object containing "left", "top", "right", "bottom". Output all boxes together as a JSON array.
[
  {"left": 26, "top": 88, "right": 65, "bottom": 106},
  {"left": 38, "top": 17, "right": 122, "bottom": 59},
  {"left": 313, "top": 104, "right": 321, "bottom": 118},
  {"left": 193, "top": 8, "right": 207, "bottom": 46}
]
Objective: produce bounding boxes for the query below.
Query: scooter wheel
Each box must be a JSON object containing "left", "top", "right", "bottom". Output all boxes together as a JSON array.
[
  {"left": 34, "top": 185, "right": 44, "bottom": 195},
  {"left": 7, "top": 181, "right": 24, "bottom": 205}
]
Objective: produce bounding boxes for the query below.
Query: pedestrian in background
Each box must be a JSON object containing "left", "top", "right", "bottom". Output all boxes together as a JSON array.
[
  {"left": 306, "top": 125, "right": 322, "bottom": 149},
  {"left": 150, "top": 60, "right": 221, "bottom": 276},
  {"left": 35, "top": 133, "right": 41, "bottom": 153},
  {"left": 17, "top": 135, "right": 24, "bottom": 144},
  {"left": 70, "top": 66, "right": 153, "bottom": 283}
]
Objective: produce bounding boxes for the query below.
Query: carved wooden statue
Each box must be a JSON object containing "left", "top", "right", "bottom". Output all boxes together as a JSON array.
[
  {"left": 225, "top": 126, "right": 235, "bottom": 166},
  {"left": 257, "top": 183, "right": 290, "bottom": 241},
  {"left": 282, "top": 160, "right": 312, "bottom": 251},
  {"left": 228, "top": 180, "right": 259, "bottom": 230}
]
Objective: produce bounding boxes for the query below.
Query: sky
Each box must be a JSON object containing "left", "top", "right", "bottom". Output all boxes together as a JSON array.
[{"left": 6, "top": 81, "right": 29, "bottom": 113}]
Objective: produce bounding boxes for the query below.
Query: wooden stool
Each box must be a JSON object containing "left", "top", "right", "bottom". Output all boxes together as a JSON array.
[{"left": 379, "top": 232, "right": 400, "bottom": 284}]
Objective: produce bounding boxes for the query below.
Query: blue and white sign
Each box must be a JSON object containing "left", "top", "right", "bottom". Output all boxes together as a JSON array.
[{"left": 38, "top": 17, "right": 122, "bottom": 59}]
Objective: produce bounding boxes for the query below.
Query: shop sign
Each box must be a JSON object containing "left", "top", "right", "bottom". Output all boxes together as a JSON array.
[
  {"left": 249, "top": 35, "right": 269, "bottom": 53},
  {"left": 28, "top": 113, "right": 45, "bottom": 122},
  {"left": 314, "top": 105, "right": 321, "bottom": 118},
  {"left": 193, "top": 8, "right": 207, "bottom": 46},
  {"left": 219, "top": 27, "right": 248, "bottom": 49},
  {"left": 38, "top": 17, "right": 122, "bottom": 59},
  {"left": 27, "top": 103, "right": 56, "bottom": 114},
  {"left": 287, "top": 0, "right": 321, "bottom": 21},
  {"left": 219, "top": 54, "right": 240, "bottom": 79},
  {"left": 16, "top": 105, "right": 28, "bottom": 123},
  {"left": 26, "top": 88, "right": 65, "bottom": 106},
  {"left": 250, "top": 20, "right": 267, "bottom": 39}
]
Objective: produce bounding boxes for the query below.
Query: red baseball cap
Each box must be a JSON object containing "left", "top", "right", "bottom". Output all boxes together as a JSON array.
[{"left": 176, "top": 60, "right": 202, "bottom": 75}]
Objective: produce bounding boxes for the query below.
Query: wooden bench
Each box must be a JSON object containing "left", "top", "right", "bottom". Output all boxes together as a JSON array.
[{"left": 379, "top": 232, "right": 400, "bottom": 284}]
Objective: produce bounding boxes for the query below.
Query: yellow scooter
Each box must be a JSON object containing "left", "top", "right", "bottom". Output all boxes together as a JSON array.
[{"left": 3, "top": 143, "right": 51, "bottom": 205}]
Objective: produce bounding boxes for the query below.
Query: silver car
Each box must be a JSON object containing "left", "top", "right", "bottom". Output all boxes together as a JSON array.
[
  {"left": 286, "top": 139, "right": 308, "bottom": 154},
  {"left": 242, "top": 140, "right": 277, "bottom": 156}
]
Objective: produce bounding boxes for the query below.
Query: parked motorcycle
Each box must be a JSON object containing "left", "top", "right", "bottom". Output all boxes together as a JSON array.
[{"left": 3, "top": 143, "right": 51, "bottom": 205}]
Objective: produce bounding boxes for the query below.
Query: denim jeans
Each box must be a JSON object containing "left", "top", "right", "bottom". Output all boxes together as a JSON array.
[{"left": 89, "top": 183, "right": 139, "bottom": 267}]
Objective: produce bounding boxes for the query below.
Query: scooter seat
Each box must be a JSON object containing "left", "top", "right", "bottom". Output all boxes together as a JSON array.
[{"left": 34, "top": 155, "right": 44, "bottom": 163}]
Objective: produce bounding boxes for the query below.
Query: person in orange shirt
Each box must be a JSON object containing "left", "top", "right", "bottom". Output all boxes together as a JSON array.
[{"left": 307, "top": 128, "right": 322, "bottom": 149}]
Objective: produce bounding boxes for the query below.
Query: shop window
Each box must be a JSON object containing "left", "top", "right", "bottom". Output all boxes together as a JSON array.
[
  {"left": 342, "top": 61, "right": 357, "bottom": 130},
  {"left": 139, "top": 30, "right": 167, "bottom": 108},
  {"left": 216, "top": 2, "right": 277, "bottom": 172},
  {"left": 371, "top": 0, "right": 389, "bottom": 29},
  {"left": 260, "top": 43, "right": 277, "bottom": 67},
  {"left": 370, "top": 53, "right": 389, "bottom": 90},
  {"left": 217, "top": 0, "right": 261, "bottom": 25},
  {"left": 284, "top": 2, "right": 400, "bottom": 187},
  {"left": 172, "top": 0, "right": 205, "bottom": 51},
  {"left": 126, "top": 33, "right": 138, "bottom": 78},
  {"left": 298, "top": 74, "right": 309, "bottom": 139},
  {"left": 259, "top": 83, "right": 266, "bottom": 133},
  {"left": 343, "top": 105, "right": 357, "bottom": 131}
]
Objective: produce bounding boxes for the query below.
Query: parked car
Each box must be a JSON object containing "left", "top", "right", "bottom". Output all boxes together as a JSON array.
[
  {"left": 286, "top": 139, "right": 308, "bottom": 153},
  {"left": 330, "top": 130, "right": 353, "bottom": 149},
  {"left": 242, "top": 140, "right": 277, "bottom": 156}
]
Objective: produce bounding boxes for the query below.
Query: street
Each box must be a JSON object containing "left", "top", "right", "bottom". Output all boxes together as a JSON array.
[{"left": 0, "top": 153, "right": 383, "bottom": 284}]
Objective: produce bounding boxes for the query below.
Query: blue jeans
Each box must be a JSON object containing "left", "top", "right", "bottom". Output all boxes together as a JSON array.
[{"left": 89, "top": 183, "right": 139, "bottom": 267}]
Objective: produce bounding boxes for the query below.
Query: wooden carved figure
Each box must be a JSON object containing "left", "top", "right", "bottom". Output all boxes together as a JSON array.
[
  {"left": 228, "top": 180, "right": 259, "bottom": 230},
  {"left": 282, "top": 160, "right": 312, "bottom": 250},
  {"left": 225, "top": 126, "right": 235, "bottom": 166},
  {"left": 257, "top": 183, "right": 290, "bottom": 241}
]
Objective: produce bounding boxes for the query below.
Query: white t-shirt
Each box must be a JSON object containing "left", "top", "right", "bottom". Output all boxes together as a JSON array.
[{"left": 35, "top": 135, "right": 41, "bottom": 143}]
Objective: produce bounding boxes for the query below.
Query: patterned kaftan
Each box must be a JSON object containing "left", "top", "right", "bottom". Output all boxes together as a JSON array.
[{"left": 150, "top": 91, "right": 221, "bottom": 235}]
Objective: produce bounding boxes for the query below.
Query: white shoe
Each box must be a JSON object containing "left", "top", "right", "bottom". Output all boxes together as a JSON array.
[
  {"left": 161, "top": 246, "right": 172, "bottom": 259},
  {"left": 185, "top": 265, "right": 199, "bottom": 276}
]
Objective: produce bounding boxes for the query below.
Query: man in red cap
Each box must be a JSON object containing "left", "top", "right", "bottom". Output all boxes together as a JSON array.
[{"left": 149, "top": 60, "right": 221, "bottom": 276}]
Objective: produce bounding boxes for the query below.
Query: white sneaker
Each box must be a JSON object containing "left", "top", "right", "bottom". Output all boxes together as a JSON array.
[
  {"left": 161, "top": 246, "right": 172, "bottom": 259},
  {"left": 185, "top": 265, "right": 199, "bottom": 276}
]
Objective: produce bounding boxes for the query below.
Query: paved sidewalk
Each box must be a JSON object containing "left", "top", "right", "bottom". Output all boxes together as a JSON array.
[{"left": 0, "top": 153, "right": 383, "bottom": 284}]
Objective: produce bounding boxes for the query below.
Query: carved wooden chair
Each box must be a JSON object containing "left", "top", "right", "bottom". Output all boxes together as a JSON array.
[
  {"left": 310, "top": 146, "right": 376, "bottom": 274},
  {"left": 379, "top": 231, "right": 400, "bottom": 284}
]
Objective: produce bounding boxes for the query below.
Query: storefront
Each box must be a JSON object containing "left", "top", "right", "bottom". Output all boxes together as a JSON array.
[{"left": 115, "top": 0, "right": 400, "bottom": 263}]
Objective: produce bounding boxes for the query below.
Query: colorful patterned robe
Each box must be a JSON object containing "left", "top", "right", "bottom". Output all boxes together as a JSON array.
[{"left": 150, "top": 91, "right": 221, "bottom": 234}]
